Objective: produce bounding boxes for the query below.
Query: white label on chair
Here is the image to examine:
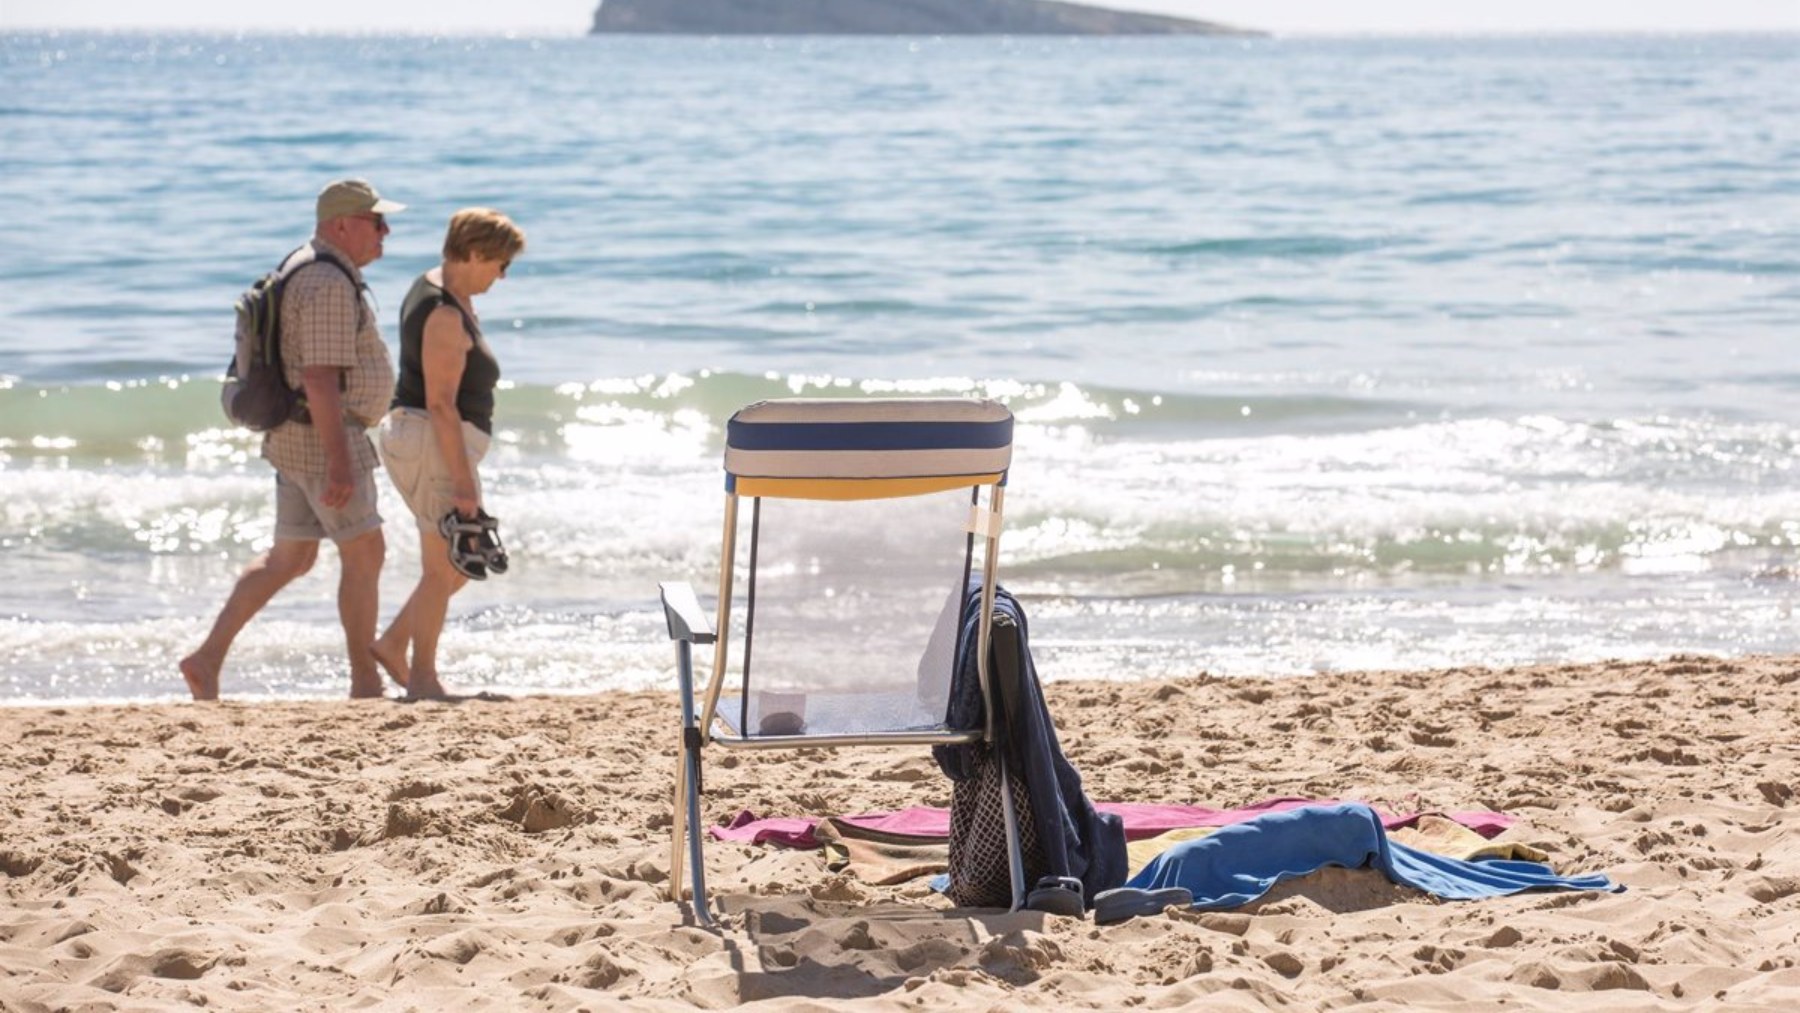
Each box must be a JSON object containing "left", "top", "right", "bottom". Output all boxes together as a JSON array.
[{"left": 966, "top": 505, "right": 1002, "bottom": 538}]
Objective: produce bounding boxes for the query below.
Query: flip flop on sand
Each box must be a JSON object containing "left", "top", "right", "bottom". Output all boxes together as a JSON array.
[
  {"left": 1092, "top": 886, "right": 1194, "bottom": 926},
  {"left": 1025, "top": 875, "right": 1086, "bottom": 917}
]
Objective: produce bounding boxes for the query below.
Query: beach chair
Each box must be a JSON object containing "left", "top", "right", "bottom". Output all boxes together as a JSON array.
[{"left": 659, "top": 397, "right": 1022, "bottom": 926}]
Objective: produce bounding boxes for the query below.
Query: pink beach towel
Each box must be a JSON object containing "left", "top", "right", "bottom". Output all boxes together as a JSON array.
[
  {"left": 710, "top": 797, "right": 1514, "bottom": 848},
  {"left": 712, "top": 811, "right": 821, "bottom": 848}
]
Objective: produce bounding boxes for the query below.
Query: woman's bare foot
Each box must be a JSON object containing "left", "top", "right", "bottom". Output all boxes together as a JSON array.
[
  {"left": 405, "top": 671, "right": 449, "bottom": 701},
  {"left": 371, "top": 639, "right": 410, "bottom": 690},
  {"left": 180, "top": 654, "right": 220, "bottom": 701},
  {"left": 350, "top": 679, "right": 388, "bottom": 700}
]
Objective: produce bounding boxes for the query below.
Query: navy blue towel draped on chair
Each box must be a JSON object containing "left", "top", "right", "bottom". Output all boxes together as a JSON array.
[{"left": 936, "top": 587, "right": 1127, "bottom": 907}]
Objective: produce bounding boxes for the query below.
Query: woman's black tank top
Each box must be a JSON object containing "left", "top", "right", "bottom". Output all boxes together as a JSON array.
[{"left": 392, "top": 272, "right": 500, "bottom": 434}]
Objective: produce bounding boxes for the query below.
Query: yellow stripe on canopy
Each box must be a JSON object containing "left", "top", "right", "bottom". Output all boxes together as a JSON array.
[{"left": 735, "top": 473, "right": 1005, "bottom": 501}]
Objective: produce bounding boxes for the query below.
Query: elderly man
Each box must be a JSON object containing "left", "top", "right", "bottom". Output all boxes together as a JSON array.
[{"left": 182, "top": 179, "right": 403, "bottom": 700}]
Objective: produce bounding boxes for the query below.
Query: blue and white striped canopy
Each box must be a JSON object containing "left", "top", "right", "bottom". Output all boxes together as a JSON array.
[{"left": 724, "top": 398, "right": 1012, "bottom": 499}]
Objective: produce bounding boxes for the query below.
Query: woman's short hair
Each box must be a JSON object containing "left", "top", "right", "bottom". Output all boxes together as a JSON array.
[{"left": 443, "top": 208, "right": 526, "bottom": 263}]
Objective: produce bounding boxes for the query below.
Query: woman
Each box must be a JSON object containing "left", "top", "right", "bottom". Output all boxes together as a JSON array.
[{"left": 374, "top": 207, "right": 525, "bottom": 699}]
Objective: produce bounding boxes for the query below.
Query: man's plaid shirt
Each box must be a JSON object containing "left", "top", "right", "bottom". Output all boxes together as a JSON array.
[{"left": 261, "top": 238, "right": 395, "bottom": 477}]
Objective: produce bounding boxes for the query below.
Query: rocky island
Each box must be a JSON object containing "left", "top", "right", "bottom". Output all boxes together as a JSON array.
[{"left": 590, "top": 0, "right": 1255, "bottom": 35}]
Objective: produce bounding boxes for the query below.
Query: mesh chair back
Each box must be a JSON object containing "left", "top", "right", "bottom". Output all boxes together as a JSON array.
[{"left": 718, "top": 491, "right": 975, "bottom": 737}]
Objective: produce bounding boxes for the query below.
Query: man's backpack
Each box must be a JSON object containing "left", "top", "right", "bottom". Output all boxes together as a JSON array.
[{"left": 221, "top": 248, "right": 356, "bottom": 431}]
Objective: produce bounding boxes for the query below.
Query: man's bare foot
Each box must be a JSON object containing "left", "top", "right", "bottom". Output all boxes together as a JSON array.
[
  {"left": 371, "top": 639, "right": 410, "bottom": 690},
  {"left": 180, "top": 654, "right": 220, "bottom": 701}
]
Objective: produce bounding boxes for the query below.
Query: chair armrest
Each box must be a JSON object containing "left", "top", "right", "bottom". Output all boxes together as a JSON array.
[{"left": 659, "top": 581, "right": 717, "bottom": 645}]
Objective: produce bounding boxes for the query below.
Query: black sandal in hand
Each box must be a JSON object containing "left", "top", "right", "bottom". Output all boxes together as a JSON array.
[{"left": 439, "top": 509, "right": 508, "bottom": 580}]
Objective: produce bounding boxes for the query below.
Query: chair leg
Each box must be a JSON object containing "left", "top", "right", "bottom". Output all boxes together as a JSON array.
[
  {"left": 670, "top": 750, "right": 687, "bottom": 903},
  {"left": 674, "top": 638, "right": 715, "bottom": 927},
  {"left": 998, "top": 752, "right": 1027, "bottom": 912},
  {"left": 683, "top": 740, "right": 714, "bottom": 927}
]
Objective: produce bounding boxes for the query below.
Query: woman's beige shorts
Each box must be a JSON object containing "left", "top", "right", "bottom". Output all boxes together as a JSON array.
[{"left": 378, "top": 407, "right": 491, "bottom": 531}]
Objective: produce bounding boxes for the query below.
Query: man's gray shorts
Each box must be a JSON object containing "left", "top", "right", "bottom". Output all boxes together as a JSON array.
[{"left": 274, "top": 468, "right": 382, "bottom": 543}]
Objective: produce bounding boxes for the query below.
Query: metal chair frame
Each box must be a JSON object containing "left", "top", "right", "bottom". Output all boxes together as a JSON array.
[{"left": 660, "top": 475, "right": 1024, "bottom": 927}]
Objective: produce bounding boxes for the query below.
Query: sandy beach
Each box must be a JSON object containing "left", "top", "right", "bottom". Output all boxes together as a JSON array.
[{"left": 1, "top": 654, "right": 1796, "bottom": 1011}]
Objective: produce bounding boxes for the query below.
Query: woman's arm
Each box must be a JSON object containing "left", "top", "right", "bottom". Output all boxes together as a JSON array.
[{"left": 421, "top": 305, "right": 478, "bottom": 519}]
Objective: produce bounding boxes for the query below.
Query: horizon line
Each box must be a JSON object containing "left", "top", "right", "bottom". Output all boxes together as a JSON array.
[{"left": 6, "top": 25, "right": 1798, "bottom": 38}]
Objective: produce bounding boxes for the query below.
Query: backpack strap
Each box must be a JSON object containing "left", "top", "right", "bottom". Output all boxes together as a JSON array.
[
  {"left": 271, "top": 246, "right": 367, "bottom": 423},
  {"left": 278, "top": 246, "right": 361, "bottom": 294}
]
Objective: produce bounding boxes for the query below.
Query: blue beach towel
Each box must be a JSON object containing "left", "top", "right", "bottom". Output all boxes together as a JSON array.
[{"left": 1125, "top": 802, "right": 1620, "bottom": 908}]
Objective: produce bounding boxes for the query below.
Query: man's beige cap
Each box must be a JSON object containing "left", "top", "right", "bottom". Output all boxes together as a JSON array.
[{"left": 316, "top": 179, "right": 406, "bottom": 223}]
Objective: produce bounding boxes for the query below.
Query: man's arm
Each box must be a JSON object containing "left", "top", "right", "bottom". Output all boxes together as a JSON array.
[{"left": 302, "top": 366, "right": 354, "bottom": 508}]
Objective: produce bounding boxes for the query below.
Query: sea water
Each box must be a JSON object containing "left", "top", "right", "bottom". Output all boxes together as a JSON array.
[{"left": 1, "top": 32, "right": 1796, "bottom": 701}]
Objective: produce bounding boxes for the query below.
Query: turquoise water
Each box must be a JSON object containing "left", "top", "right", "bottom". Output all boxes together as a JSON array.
[{"left": 1, "top": 32, "right": 1797, "bottom": 700}]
